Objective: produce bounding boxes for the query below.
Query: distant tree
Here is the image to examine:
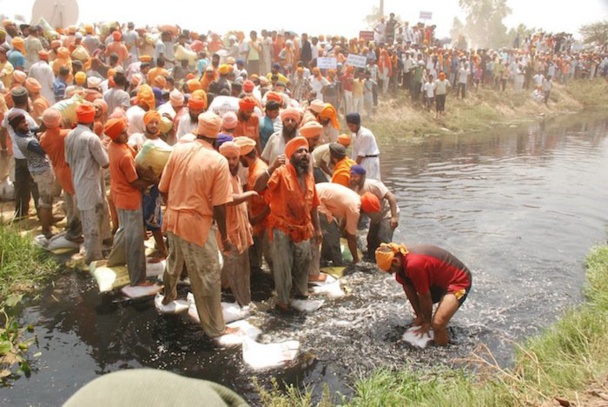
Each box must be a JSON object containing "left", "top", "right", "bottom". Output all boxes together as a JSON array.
[
  {"left": 506, "top": 24, "right": 537, "bottom": 49},
  {"left": 579, "top": 20, "right": 608, "bottom": 44},
  {"left": 364, "top": 6, "right": 383, "bottom": 30},
  {"left": 458, "top": 0, "right": 511, "bottom": 49}
]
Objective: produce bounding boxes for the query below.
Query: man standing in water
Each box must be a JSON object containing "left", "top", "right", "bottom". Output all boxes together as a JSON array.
[{"left": 375, "top": 243, "right": 472, "bottom": 345}]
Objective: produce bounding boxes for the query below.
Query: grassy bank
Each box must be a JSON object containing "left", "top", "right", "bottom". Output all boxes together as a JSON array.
[
  {"left": 364, "top": 78, "right": 608, "bottom": 139},
  {"left": 258, "top": 245, "right": 608, "bottom": 406},
  {"left": 0, "top": 225, "right": 59, "bottom": 380}
]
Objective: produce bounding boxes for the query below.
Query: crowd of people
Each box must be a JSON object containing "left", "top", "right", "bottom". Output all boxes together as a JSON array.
[{"left": 20, "top": 14, "right": 599, "bottom": 343}]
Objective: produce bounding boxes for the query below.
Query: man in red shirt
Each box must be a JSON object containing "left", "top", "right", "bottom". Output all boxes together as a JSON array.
[
  {"left": 104, "top": 118, "right": 157, "bottom": 286},
  {"left": 376, "top": 243, "right": 472, "bottom": 346}
]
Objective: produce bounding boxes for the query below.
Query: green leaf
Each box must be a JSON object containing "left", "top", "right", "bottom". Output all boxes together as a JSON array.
[{"left": 0, "top": 340, "right": 12, "bottom": 356}]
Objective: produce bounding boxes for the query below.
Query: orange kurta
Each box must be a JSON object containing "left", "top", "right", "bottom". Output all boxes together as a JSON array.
[
  {"left": 219, "top": 175, "right": 253, "bottom": 254},
  {"left": 265, "top": 163, "right": 319, "bottom": 243},
  {"left": 39, "top": 128, "right": 74, "bottom": 194},
  {"left": 108, "top": 141, "right": 141, "bottom": 210},
  {"left": 247, "top": 158, "right": 269, "bottom": 235},
  {"left": 234, "top": 115, "right": 259, "bottom": 142},
  {"left": 331, "top": 157, "right": 356, "bottom": 187},
  {"left": 159, "top": 139, "right": 232, "bottom": 248}
]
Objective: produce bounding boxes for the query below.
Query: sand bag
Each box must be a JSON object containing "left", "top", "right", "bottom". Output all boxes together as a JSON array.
[
  {"left": 216, "top": 320, "right": 263, "bottom": 347},
  {"left": 52, "top": 93, "right": 85, "bottom": 126},
  {"left": 310, "top": 275, "right": 345, "bottom": 298},
  {"left": 0, "top": 178, "right": 14, "bottom": 201},
  {"left": 174, "top": 45, "right": 197, "bottom": 65},
  {"left": 38, "top": 17, "right": 59, "bottom": 40},
  {"left": 134, "top": 140, "right": 173, "bottom": 178},
  {"left": 401, "top": 326, "right": 434, "bottom": 349},
  {"left": 158, "top": 25, "right": 179, "bottom": 37},
  {"left": 154, "top": 293, "right": 189, "bottom": 314},
  {"left": 145, "top": 32, "right": 160, "bottom": 46},
  {"left": 90, "top": 259, "right": 166, "bottom": 292},
  {"left": 289, "top": 298, "right": 324, "bottom": 312},
  {"left": 99, "top": 21, "right": 119, "bottom": 37},
  {"left": 187, "top": 293, "right": 251, "bottom": 324},
  {"left": 208, "top": 96, "right": 239, "bottom": 118},
  {"left": 242, "top": 336, "right": 300, "bottom": 370},
  {"left": 121, "top": 284, "right": 163, "bottom": 299}
]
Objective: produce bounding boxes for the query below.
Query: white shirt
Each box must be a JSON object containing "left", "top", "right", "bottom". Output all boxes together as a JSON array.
[
  {"left": 175, "top": 113, "right": 198, "bottom": 140},
  {"left": 28, "top": 60, "right": 55, "bottom": 103},
  {"left": 126, "top": 105, "right": 146, "bottom": 136},
  {"left": 351, "top": 125, "right": 381, "bottom": 180}
]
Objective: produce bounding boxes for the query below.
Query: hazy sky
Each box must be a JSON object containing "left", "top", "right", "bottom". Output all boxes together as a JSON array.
[{"left": 1, "top": 0, "right": 606, "bottom": 39}]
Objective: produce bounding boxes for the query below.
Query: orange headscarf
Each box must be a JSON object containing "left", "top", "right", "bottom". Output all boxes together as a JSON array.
[
  {"left": 188, "top": 89, "right": 207, "bottom": 110},
  {"left": 319, "top": 103, "right": 339, "bottom": 129},
  {"left": 375, "top": 243, "right": 409, "bottom": 272},
  {"left": 285, "top": 136, "right": 308, "bottom": 159},
  {"left": 143, "top": 110, "right": 161, "bottom": 135},
  {"left": 136, "top": 85, "right": 155, "bottom": 110}
]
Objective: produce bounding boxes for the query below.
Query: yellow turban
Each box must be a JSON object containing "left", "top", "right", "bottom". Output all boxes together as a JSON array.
[
  {"left": 11, "top": 37, "right": 25, "bottom": 55},
  {"left": 218, "top": 64, "right": 232, "bottom": 75},
  {"left": 136, "top": 85, "right": 155, "bottom": 110},
  {"left": 375, "top": 243, "right": 409, "bottom": 272},
  {"left": 75, "top": 71, "right": 87, "bottom": 86}
]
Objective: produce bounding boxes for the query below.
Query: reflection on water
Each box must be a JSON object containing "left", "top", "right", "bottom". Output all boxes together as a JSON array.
[{"left": 3, "top": 113, "right": 608, "bottom": 406}]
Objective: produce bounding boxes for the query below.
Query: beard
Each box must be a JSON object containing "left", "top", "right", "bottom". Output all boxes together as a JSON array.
[
  {"left": 291, "top": 155, "right": 310, "bottom": 175},
  {"left": 283, "top": 125, "right": 297, "bottom": 138},
  {"left": 229, "top": 164, "right": 239, "bottom": 176}
]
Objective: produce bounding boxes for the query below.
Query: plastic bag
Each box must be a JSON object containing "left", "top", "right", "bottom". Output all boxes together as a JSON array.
[{"left": 174, "top": 45, "right": 197, "bottom": 65}]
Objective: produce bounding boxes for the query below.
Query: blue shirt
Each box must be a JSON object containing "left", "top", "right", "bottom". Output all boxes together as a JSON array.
[
  {"left": 53, "top": 78, "right": 67, "bottom": 102},
  {"left": 259, "top": 115, "right": 275, "bottom": 150}
]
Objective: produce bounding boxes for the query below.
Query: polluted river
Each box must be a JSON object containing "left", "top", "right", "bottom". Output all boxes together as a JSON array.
[{"left": 2, "top": 111, "right": 608, "bottom": 405}]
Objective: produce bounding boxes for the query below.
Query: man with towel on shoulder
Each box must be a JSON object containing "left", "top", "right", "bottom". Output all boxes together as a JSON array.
[{"left": 375, "top": 243, "right": 472, "bottom": 346}]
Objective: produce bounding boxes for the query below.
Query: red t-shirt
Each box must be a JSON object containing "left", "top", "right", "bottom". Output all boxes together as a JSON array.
[
  {"left": 108, "top": 141, "right": 141, "bottom": 210},
  {"left": 395, "top": 244, "right": 471, "bottom": 295}
]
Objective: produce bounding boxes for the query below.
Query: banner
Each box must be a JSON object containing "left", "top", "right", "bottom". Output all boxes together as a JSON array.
[
  {"left": 359, "top": 30, "right": 374, "bottom": 42},
  {"left": 346, "top": 54, "right": 367, "bottom": 68},
  {"left": 419, "top": 11, "right": 433, "bottom": 20},
  {"left": 317, "top": 57, "right": 337, "bottom": 69}
]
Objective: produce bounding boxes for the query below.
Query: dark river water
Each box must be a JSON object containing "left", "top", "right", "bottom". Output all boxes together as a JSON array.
[{"left": 3, "top": 112, "right": 608, "bottom": 406}]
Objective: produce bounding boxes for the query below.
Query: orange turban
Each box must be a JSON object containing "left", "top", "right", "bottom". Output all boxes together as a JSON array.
[
  {"left": 136, "top": 85, "right": 155, "bottom": 110},
  {"left": 57, "top": 47, "right": 70, "bottom": 58},
  {"left": 188, "top": 89, "right": 207, "bottom": 110},
  {"left": 285, "top": 136, "right": 308, "bottom": 159},
  {"left": 104, "top": 118, "right": 127, "bottom": 141},
  {"left": 243, "top": 80, "right": 254, "bottom": 92},
  {"left": 280, "top": 107, "right": 300, "bottom": 124},
  {"left": 84, "top": 24, "right": 93, "bottom": 34},
  {"left": 38, "top": 50, "right": 49, "bottom": 60},
  {"left": 25, "top": 78, "right": 41, "bottom": 93},
  {"left": 140, "top": 54, "right": 152, "bottom": 62},
  {"left": 298, "top": 120, "right": 323, "bottom": 139},
  {"left": 360, "top": 192, "right": 381, "bottom": 213},
  {"left": 319, "top": 103, "right": 339, "bottom": 129},
  {"left": 238, "top": 96, "right": 256, "bottom": 112},
  {"left": 143, "top": 110, "right": 161, "bottom": 134},
  {"left": 375, "top": 243, "right": 409, "bottom": 272},
  {"left": 265, "top": 91, "right": 282, "bottom": 103},
  {"left": 11, "top": 37, "right": 25, "bottom": 54},
  {"left": 12, "top": 70, "right": 26, "bottom": 84},
  {"left": 219, "top": 141, "right": 240, "bottom": 158},
  {"left": 337, "top": 133, "right": 351, "bottom": 147},
  {"left": 197, "top": 111, "right": 222, "bottom": 138},
  {"left": 112, "top": 31, "right": 122, "bottom": 41},
  {"left": 234, "top": 136, "right": 257, "bottom": 156},
  {"left": 187, "top": 78, "right": 202, "bottom": 92},
  {"left": 76, "top": 103, "right": 96, "bottom": 123},
  {"left": 42, "top": 108, "right": 62, "bottom": 129},
  {"left": 154, "top": 75, "right": 167, "bottom": 89}
]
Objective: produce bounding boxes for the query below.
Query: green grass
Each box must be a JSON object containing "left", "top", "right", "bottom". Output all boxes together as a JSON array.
[
  {"left": 0, "top": 225, "right": 59, "bottom": 302},
  {"left": 256, "top": 245, "right": 608, "bottom": 406}
]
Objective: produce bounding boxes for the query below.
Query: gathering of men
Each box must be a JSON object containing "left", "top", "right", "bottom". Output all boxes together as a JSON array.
[{"left": 0, "top": 17, "right": 482, "bottom": 346}]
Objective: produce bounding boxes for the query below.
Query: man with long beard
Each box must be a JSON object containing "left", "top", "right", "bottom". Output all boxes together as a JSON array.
[
  {"left": 260, "top": 107, "right": 300, "bottom": 166},
  {"left": 256, "top": 136, "right": 322, "bottom": 311}
]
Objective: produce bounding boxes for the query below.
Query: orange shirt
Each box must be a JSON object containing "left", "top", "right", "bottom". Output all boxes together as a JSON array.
[
  {"left": 158, "top": 139, "right": 232, "bottom": 248},
  {"left": 39, "top": 128, "right": 74, "bottom": 195},
  {"left": 315, "top": 182, "right": 361, "bottom": 235},
  {"left": 247, "top": 158, "right": 269, "bottom": 236},
  {"left": 219, "top": 175, "right": 253, "bottom": 254},
  {"left": 234, "top": 115, "right": 259, "bottom": 142},
  {"left": 265, "top": 163, "right": 319, "bottom": 243},
  {"left": 331, "top": 157, "right": 356, "bottom": 187},
  {"left": 108, "top": 141, "right": 141, "bottom": 210}
]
